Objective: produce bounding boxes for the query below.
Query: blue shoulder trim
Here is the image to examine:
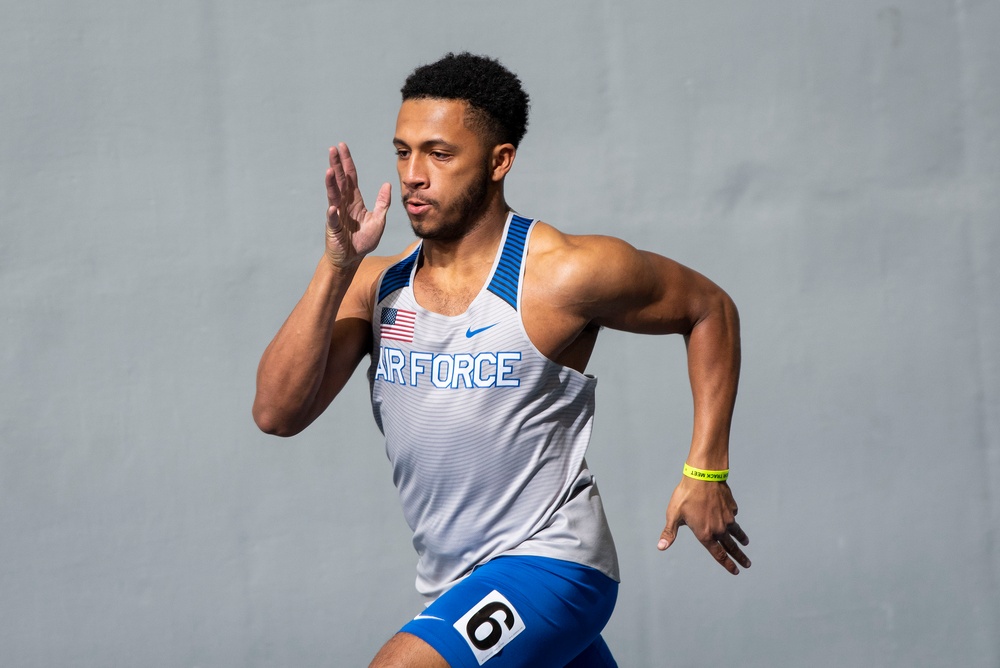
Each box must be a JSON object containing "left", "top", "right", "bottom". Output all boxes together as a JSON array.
[
  {"left": 487, "top": 214, "right": 533, "bottom": 309},
  {"left": 377, "top": 247, "right": 420, "bottom": 304}
]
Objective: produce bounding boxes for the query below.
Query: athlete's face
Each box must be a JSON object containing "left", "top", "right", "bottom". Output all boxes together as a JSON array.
[{"left": 393, "top": 98, "right": 493, "bottom": 241}]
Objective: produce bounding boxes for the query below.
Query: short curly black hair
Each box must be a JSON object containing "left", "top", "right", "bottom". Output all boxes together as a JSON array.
[{"left": 401, "top": 52, "right": 530, "bottom": 148}]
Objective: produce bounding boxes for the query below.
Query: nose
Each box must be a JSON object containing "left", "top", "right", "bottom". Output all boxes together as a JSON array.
[{"left": 401, "top": 154, "right": 427, "bottom": 191}]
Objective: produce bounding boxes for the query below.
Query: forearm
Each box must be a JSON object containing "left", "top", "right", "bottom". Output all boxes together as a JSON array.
[
  {"left": 683, "top": 290, "right": 741, "bottom": 470},
  {"left": 253, "top": 257, "right": 361, "bottom": 435}
]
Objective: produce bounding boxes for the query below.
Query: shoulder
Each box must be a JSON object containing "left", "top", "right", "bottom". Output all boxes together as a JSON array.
[
  {"left": 528, "top": 221, "right": 647, "bottom": 268},
  {"left": 526, "top": 221, "right": 659, "bottom": 309},
  {"left": 524, "top": 219, "right": 735, "bottom": 336}
]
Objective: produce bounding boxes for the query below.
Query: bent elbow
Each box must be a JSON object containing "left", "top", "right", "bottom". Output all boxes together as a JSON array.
[{"left": 252, "top": 404, "right": 304, "bottom": 438}]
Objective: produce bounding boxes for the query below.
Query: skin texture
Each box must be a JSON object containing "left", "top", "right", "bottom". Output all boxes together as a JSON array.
[
  {"left": 368, "top": 633, "right": 449, "bottom": 668},
  {"left": 253, "top": 98, "right": 750, "bottom": 667}
]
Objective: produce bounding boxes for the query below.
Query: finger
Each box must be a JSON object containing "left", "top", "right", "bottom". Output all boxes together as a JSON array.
[
  {"left": 728, "top": 521, "right": 749, "bottom": 546},
  {"left": 702, "top": 539, "right": 740, "bottom": 575},
  {"left": 718, "top": 535, "right": 751, "bottom": 569},
  {"left": 327, "top": 205, "right": 341, "bottom": 233},
  {"left": 329, "top": 145, "right": 351, "bottom": 198},
  {"left": 326, "top": 166, "right": 341, "bottom": 207},
  {"left": 338, "top": 142, "right": 357, "bottom": 176},
  {"left": 327, "top": 145, "right": 347, "bottom": 201},
  {"left": 337, "top": 142, "right": 360, "bottom": 196}
]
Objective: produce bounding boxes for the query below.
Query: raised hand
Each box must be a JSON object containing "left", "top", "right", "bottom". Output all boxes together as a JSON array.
[
  {"left": 658, "top": 477, "right": 751, "bottom": 575},
  {"left": 325, "top": 142, "right": 392, "bottom": 269}
]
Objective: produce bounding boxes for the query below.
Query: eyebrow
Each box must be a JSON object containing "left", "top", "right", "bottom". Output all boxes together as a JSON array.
[{"left": 392, "top": 137, "right": 461, "bottom": 152}]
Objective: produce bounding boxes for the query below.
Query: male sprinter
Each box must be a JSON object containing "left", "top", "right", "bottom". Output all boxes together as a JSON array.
[{"left": 253, "top": 53, "right": 750, "bottom": 667}]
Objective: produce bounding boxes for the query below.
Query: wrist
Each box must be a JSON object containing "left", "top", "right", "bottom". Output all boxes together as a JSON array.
[
  {"left": 309, "top": 256, "right": 360, "bottom": 311},
  {"left": 682, "top": 462, "right": 729, "bottom": 482},
  {"left": 319, "top": 252, "right": 363, "bottom": 279},
  {"left": 323, "top": 250, "right": 364, "bottom": 273}
]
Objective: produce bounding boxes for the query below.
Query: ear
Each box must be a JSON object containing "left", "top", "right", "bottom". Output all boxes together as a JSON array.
[{"left": 489, "top": 143, "right": 516, "bottom": 182}]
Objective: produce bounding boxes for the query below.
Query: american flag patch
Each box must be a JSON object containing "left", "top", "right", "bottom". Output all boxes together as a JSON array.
[{"left": 380, "top": 307, "right": 416, "bottom": 343}]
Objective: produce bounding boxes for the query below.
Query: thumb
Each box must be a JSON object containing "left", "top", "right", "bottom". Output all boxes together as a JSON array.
[
  {"left": 658, "top": 510, "right": 682, "bottom": 551},
  {"left": 373, "top": 182, "right": 392, "bottom": 217}
]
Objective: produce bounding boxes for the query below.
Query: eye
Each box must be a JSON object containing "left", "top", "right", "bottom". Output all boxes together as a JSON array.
[
  {"left": 430, "top": 151, "right": 450, "bottom": 160},
  {"left": 394, "top": 148, "right": 410, "bottom": 159}
]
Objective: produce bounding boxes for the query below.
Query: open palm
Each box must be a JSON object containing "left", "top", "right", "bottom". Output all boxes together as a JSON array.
[{"left": 325, "top": 142, "right": 391, "bottom": 268}]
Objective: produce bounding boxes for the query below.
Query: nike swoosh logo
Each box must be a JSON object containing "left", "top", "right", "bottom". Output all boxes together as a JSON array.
[
  {"left": 465, "top": 323, "right": 498, "bottom": 338},
  {"left": 413, "top": 614, "right": 446, "bottom": 622}
]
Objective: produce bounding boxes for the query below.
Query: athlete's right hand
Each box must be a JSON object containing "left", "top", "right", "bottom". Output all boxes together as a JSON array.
[{"left": 325, "top": 142, "right": 391, "bottom": 269}]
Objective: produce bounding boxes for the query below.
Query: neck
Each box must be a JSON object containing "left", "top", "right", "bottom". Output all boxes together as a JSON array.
[{"left": 411, "top": 195, "right": 512, "bottom": 317}]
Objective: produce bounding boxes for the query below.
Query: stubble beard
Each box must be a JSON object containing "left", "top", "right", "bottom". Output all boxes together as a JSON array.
[{"left": 408, "top": 164, "right": 491, "bottom": 242}]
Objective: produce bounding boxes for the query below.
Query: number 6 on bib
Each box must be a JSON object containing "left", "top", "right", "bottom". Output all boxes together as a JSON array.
[{"left": 453, "top": 590, "right": 526, "bottom": 664}]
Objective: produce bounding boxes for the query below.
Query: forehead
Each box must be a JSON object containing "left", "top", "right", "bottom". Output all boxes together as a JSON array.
[{"left": 394, "top": 98, "right": 478, "bottom": 145}]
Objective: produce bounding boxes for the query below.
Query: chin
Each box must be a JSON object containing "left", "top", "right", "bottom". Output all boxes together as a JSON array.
[
  {"left": 408, "top": 217, "right": 430, "bottom": 238},
  {"left": 411, "top": 219, "right": 466, "bottom": 242}
]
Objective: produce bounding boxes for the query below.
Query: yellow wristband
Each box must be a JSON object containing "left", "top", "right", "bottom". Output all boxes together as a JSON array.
[{"left": 683, "top": 463, "right": 729, "bottom": 482}]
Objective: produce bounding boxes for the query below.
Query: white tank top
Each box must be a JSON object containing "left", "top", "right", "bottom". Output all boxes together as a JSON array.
[{"left": 368, "top": 213, "right": 619, "bottom": 600}]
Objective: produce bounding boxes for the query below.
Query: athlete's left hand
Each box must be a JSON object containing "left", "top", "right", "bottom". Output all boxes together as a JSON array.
[{"left": 657, "top": 477, "right": 750, "bottom": 574}]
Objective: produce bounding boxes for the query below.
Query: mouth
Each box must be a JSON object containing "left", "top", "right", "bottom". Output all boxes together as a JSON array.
[{"left": 403, "top": 195, "right": 434, "bottom": 216}]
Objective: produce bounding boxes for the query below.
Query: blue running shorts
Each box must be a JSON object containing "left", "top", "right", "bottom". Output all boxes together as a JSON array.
[{"left": 399, "top": 556, "right": 618, "bottom": 667}]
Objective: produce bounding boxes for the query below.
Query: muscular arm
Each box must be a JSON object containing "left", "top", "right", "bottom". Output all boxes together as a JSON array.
[
  {"left": 252, "top": 143, "right": 390, "bottom": 437},
  {"left": 252, "top": 259, "right": 375, "bottom": 437},
  {"left": 533, "top": 229, "right": 750, "bottom": 574},
  {"left": 591, "top": 246, "right": 741, "bottom": 477}
]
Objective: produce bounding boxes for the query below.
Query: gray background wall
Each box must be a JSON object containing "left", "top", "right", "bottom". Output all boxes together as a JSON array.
[{"left": 2, "top": 1, "right": 998, "bottom": 666}]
